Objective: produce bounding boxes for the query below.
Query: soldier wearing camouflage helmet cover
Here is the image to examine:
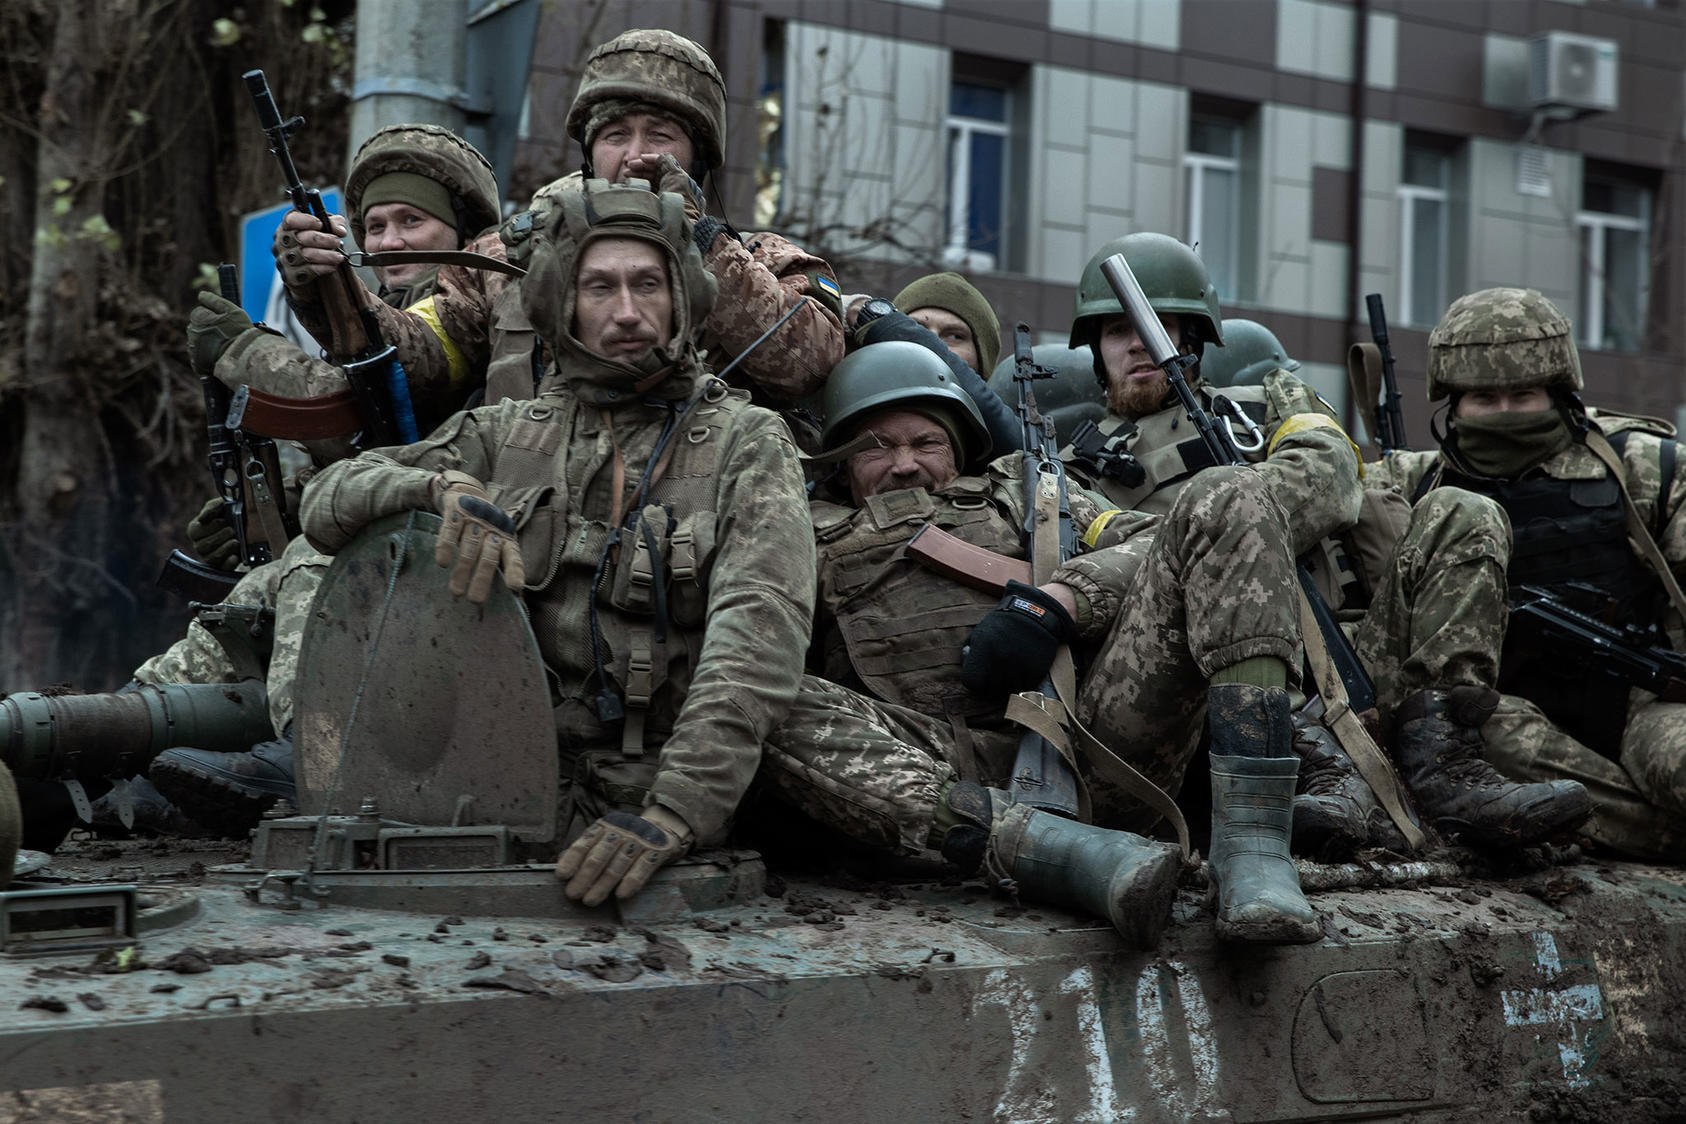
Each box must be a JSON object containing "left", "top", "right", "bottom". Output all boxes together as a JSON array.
[
  {"left": 276, "top": 28, "right": 843, "bottom": 419},
  {"left": 773, "top": 337, "right": 1319, "bottom": 945},
  {"left": 1369, "top": 286, "right": 1685, "bottom": 860}
]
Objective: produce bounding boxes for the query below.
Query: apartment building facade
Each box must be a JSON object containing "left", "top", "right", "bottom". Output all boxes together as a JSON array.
[{"left": 515, "top": 0, "right": 1686, "bottom": 441}]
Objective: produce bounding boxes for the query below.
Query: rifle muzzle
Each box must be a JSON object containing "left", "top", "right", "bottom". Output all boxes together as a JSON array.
[{"left": 0, "top": 682, "right": 270, "bottom": 781}]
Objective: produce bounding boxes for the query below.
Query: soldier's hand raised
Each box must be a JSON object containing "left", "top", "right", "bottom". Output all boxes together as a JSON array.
[
  {"left": 430, "top": 470, "right": 526, "bottom": 603},
  {"left": 272, "top": 209, "right": 349, "bottom": 293},
  {"left": 556, "top": 805, "right": 692, "bottom": 906}
]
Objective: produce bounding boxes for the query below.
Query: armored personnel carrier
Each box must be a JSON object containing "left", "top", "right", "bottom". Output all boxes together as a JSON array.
[{"left": 4, "top": 515, "right": 1685, "bottom": 1122}]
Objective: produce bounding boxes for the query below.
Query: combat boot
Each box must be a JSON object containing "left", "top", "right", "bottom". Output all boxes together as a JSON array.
[
  {"left": 935, "top": 782, "right": 1182, "bottom": 948},
  {"left": 1207, "top": 684, "right": 1322, "bottom": 944},
  {"left": 1292, "top": 716, "right": 1410, "bottom": 856},
  {"left": 1391, "top": 686, "right": 1591, "bottom": 848},
  {"left": 150, "top": 729, "right": 295, "bottom": 838}
]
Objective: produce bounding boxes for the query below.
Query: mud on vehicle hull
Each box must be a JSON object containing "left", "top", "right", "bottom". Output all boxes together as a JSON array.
[{"left": 2, "top": 839, "right": 1684, "bottom": 1123}]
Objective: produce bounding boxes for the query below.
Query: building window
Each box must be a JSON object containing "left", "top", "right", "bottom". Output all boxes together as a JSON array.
[
  {"left": 754, "top": 20, "right": 786, "bottom": 230},
  {"left": 1398, "top": 141, "right": 1450, "bottom": 327},
  {"left": 1579, "top": 164, "right": 1652, "bottom": 352},
  {"left": 945, "top": 81, "right": 1010, "bottom": 271},
  {"left": 1184, "top": 115, "right": 1242, "bottom": 301}
]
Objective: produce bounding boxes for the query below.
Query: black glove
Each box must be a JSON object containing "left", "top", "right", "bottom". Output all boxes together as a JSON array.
[{"left": 960, "top": 580, "right": 1077, "bottom": 697}]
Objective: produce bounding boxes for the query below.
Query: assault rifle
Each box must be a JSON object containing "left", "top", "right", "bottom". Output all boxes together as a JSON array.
[
  {"left": 1509, "top": 585, "right": 1686, "bottom": 705},
  {"left": 1366, "top": 293, "right": 1407, "bottom": 452},
  {"left": 244, "top": 68, "right": 417, "bottom": 446},
  {"left": 1097, "top": 252, "right": 1380, "bottom": 717}
]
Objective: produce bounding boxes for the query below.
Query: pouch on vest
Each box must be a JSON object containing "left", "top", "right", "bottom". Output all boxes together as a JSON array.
[
  {"left": 667, "top": 509, "right": 716, "bottom": 627},
  {"left": 611, "top": 503, "right": 672, "bottom": 615}
]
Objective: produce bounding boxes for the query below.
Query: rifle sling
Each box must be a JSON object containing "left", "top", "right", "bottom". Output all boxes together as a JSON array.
[
  {"left": 230, "top": 386, "right": 366, "bottom": 441},
  {"left": 1581, "top": 429, "right": 1686, "bottom": 628},
  {"left": 1347, "top": 342, "right": 1385, "bottom": 454},
  {"left": 1296, "top": 589, "right": 1431, "bottom": 850}
]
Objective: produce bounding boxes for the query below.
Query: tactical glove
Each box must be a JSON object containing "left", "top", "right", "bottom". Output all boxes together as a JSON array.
[
  {"left": 431, "top": 470, "right": 526, "bottom": 604},
  {"left": 187, "top": 496, "right": 242, "bottom": 571},
  {"left": 648, "top": 153, "right": 706, "bottom": 222},
  {"left": 555, "top": 805, "right": 692, "bottom": 906},
  {"left": 187, "top": 291, "right": 255, "bottom": 378},
  {"left": 960, "top": 580, "right": 1078, "bottom": 697}
]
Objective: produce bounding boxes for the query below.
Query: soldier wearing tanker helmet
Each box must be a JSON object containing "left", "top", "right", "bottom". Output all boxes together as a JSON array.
[
  {"left": 131, "top": 127, "right": 503, "bottom": 837},
  {"left": 274, "top": 28, "right": 843, "bottom": 416},
  {"left": 1368, "top": 286, "right": 1681, "bottom": 860}
]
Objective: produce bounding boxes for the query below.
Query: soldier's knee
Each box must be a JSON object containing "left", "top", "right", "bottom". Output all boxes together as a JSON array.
[{"left": 1407, "top": 486, "right": 1511, "bottom": 564}]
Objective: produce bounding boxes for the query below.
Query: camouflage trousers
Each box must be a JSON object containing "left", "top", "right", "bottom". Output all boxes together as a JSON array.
[
  {"left": 1353, "top": 486, "right": 1511, "bottom": 726},
  {"left": 759, "top": 675, "right": 962, "bottom": 856},
  {"left": 1076, "top": 466, "right": 1302, "bottom": 833},
  {"left": 1482, "top": 686, "right": 1686, "bottom": 862},
  {"left": 131, "top": 536, "right": 331, "bottom": 736}
]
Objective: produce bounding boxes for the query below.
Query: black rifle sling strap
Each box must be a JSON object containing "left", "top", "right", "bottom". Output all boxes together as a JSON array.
[
  {"left": 1297, "top": 590, "right": 1432, "bottom": 850},
  {"left": 1582, "top": 429, "right": 1686, "bottom": 626}
]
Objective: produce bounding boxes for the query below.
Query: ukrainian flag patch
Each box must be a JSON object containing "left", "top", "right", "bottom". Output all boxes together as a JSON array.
[{"left": 814, "top": 274, "right": 840, "bottom": 298}]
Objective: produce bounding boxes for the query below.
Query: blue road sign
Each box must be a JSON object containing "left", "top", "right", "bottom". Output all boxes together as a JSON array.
[{"left": 238, "top": 188, "right": 343, "bottom": 322}]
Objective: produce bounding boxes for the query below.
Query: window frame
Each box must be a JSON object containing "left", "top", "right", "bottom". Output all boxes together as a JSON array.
[
  {"left": 1183, "top": 115, "right": 1244, "bottom": 301},
  {"left": 1577, "top": 173, "right": 1652, "bottom": 353},
  {"left": 944, "top": 81, "right": 1012, "bottom": 271}
]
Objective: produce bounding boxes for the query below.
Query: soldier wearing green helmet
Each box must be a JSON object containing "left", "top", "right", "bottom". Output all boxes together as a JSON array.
[
  {"left": 1200, "top": 318, "right": 1301, "bottom": 389},
  {"left": 1368, "top": 286, "right": 1686, "bottom": 861},
  {"left": 275, "top": 28, "right": 843, "bottom": 417}
]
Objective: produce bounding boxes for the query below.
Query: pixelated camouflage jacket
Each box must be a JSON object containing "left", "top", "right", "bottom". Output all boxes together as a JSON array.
[
  {"left": 1064, "top": 369, "right": 1364, "bottom": 559},
  {"left": 807, "top": 456, "right": 1157, "bottom": 722},
  {"left": 289, "top": 179, "right": 844, "bottom": 411},
  {"left": 299, "top": 366, "right": 816, "bottom": 843},
  {"left": 1370, "top": 408, "right": 1686, "bottom": 619}
]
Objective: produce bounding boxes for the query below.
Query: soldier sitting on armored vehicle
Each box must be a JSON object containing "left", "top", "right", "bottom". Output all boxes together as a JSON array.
[
  {"left": 1059, "top": 235, "right": 1590, "bottom": 867},
  {"left": 6, "top": 126, "right": 505, "bottom": 852},
  {"left": 781, "top": 336, "right": 1319, "bottom": 945},
  {"left": 1368, "top": 287, "right": 1684, "bottom": 861},
  {"left": 274, "top": 29, "right": 844, "bottom": 417}
]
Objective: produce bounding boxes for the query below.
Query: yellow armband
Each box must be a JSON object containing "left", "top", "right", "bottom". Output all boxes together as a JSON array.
[
  {"left": 407, "top": 296, "right": 472, "bottom": 392},
  {"left": 1081, "top": 508, "right": 1128, "bottom": 550},
  {"left": 1267, "top": 413, "right": 1364, "bottom": 479}
]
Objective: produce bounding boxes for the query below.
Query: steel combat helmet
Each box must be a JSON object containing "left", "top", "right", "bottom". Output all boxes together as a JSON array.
[
  {"left": 1069, "top": 233, "right": 1224, "bottom": 352},
  {"left": 1201, "top": 318, "right": 1299, "bottom": 388},
  {"left": 822, "top": 340, "right": 992, "bottom": 468},
  {"left": 518, "top": 179, "right": 717, "bottom": 381},
  {"left": 345, "top": 124, "right": 501, "bottom": 247},
  {"left": 1426, "top": 287, "right": 1583, "bottom": 401},
  {"left": 567, "top": 30, "right": 729, "bottom": 174}
]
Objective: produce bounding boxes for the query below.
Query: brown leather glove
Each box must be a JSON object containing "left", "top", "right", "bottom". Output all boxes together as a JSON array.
[
  {"left": 555, "top": 805, "right": 692, "bottom": 906},
  {"left": 430, "top": 470, "right": 526, "bottom": 603},
  {"left": 649, "top": 153, "right": 705, "bottom": 222},
  {"left": 187, "top": 496, "right": 242, "bottom": 571}
]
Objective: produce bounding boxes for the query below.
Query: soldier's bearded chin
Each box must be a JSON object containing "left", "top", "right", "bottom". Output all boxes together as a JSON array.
[{"left": 1109, "top": 369, "right": 1170, "bottom": 419}]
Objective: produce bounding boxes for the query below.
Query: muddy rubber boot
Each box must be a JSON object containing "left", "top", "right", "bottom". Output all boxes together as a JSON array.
[
  {"left": 937, "top": 782, "right": 1182, "bottom": 949},
  {"left": 1207, "top": 684, "right": 1322, "bottom": 944},
  {"left": 1292, "top": 718, "right": 1410, "bottom": 856},
  {"left": 1391, "top": 687, "right": 1591, "bottom": 848},
  {"left": 150, "top": 730, "right": 295, "bottom": 838}
]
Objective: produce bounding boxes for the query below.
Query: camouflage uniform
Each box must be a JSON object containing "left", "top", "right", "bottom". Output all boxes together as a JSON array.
[
  {"left": 300, "top": 184, "right": 816, "bottom": 846},
  {"left": 290, "top": 30, "right": 844, "bottom": 412},
  {"left": 1366, "top": 287, "right": 1677, "bottom": 858},
  {"left": 136, "top": 125, "right": 501, "bottom": 738},
  {"left": 770, "top": 455, "right": 1301, "bottom": 842}
]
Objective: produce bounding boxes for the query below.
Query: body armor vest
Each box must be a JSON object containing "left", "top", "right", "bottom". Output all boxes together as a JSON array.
[
  {"left": 487, "top": 379, "right": 746, "bottom": 754},
  {"left": 1067, "top": 387, "right": 1269, "bottom": 516},
  {"left": 1432, "top": 432, "right": 1671, "bottom": 758},
  {"left": 812, "top": 477, "right": 1021, "bottom": 723}
]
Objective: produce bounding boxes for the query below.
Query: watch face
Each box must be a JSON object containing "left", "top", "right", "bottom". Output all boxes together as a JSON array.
[{"left": 863, "top": 299, "right": 894, "bottom": 317}]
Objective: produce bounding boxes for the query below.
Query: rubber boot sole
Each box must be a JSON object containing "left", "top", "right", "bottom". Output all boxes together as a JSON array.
[{"left": 148, "top": 758, "right": 279, "bottom": 839}]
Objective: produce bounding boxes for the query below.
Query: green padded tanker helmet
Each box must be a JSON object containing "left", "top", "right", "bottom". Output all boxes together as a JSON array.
[
  {"left": 1069, "top": 232, "right": 1224, "bottom": 351},
  {"left": 1201, "top": 318, "right": 1299, "bottom": 388},
  {"left": 346, "top": 124, "right": 501, "bottom": 247},
  {"left": 1425, "top": 287, "right": 1583, "bottom": 401},
  {"left": 567, "top": 29, "right": 728, "bottom": 174},
  {"left": 822, "top": 340, "right": 992, "bottom": 468}
]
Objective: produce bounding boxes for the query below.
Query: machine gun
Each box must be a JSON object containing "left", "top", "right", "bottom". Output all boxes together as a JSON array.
[
  {"left": 1366, "top": 293, "right": 1408, "bottom": 452},
  {"left": 244, "top": 68, "right": 418, "bottom": 446}
]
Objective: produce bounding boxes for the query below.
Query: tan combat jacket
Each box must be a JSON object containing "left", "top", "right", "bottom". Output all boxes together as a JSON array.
[{"left": 300, "top": 364, "right": 816, "bottom": 843}]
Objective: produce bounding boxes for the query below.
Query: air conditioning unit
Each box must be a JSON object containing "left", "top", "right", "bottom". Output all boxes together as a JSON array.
[{"left": 1530, "top": 32, "right": 1618, "bottom": 115}]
